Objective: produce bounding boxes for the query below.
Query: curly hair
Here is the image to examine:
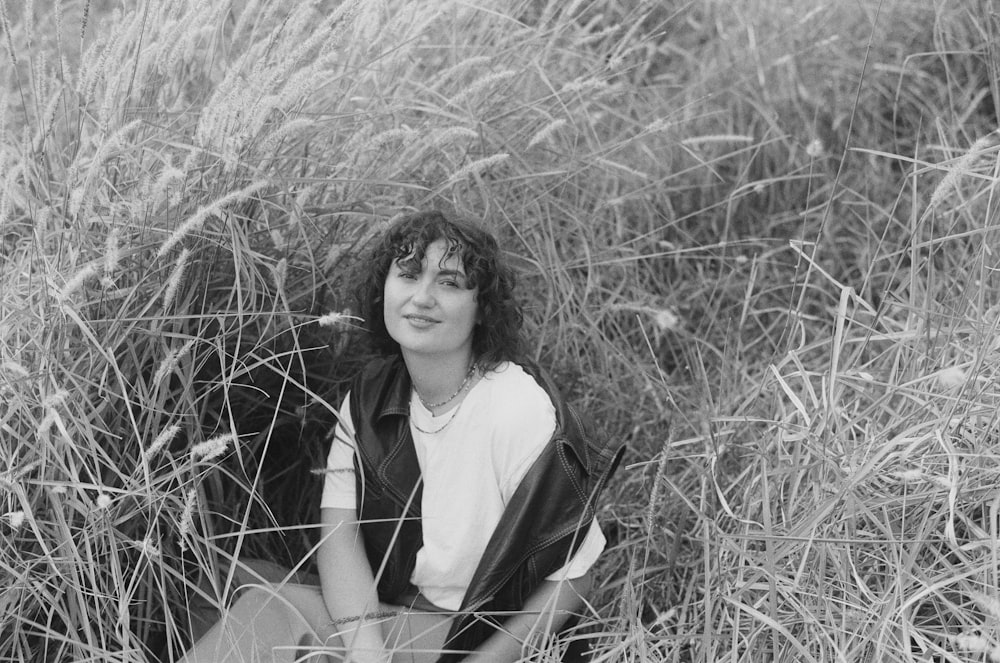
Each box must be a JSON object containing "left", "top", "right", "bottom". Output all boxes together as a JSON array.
[{"left": 354, "top": 210, "right": 524, "bottom": 369}]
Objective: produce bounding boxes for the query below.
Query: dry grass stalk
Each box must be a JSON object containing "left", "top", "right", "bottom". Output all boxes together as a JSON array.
[
  {"left": 157, "top": 181, "right": 268, "bottom": 258},
  {"left": 161, "top": 248, "right": 190, "bottom": 308},
  {"left": 143, "top": 424, "right": 181, "bottom": 461},
  {"left": 2, "top": 1, "right": 999, "bottom": 662},
  {"left": 528, "top": 119, "right": 568, "bottom": 149},
  {"left": 445, "top": 153, "right": 510, "bottom": 185}
]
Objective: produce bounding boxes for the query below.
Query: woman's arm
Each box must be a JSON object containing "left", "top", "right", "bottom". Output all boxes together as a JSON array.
[
  {"left": 317, "top": 506, "right": 390, "bottom": 663},
  {"left": 462, "top": 571, "right": 593, "bottom": 663}
]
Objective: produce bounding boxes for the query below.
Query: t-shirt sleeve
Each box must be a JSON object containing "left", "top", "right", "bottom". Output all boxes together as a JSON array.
[
  {"left": 544, "top": 518, "right": 606, "bottom": 581},
  {"left": 320, "top": 395, "right": 358, "bottom": 510},
  {"left": 495, "top": 386, "right": 558, "bottom": 502}
]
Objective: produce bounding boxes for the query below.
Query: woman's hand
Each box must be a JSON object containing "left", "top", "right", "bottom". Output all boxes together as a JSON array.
[
  {"left": 463, "top": 572, "right": 593, "bottom": 663},
  {"left": 343, "top": 648, "right": 392, "bottom": 663},
  {"left": 317, "top": 507, "right": 392, "bottom": 663}
]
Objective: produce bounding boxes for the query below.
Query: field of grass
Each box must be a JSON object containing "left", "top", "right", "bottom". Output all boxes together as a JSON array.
[{"left": 2, "top": 0, "right": 999, "bottom": 661}]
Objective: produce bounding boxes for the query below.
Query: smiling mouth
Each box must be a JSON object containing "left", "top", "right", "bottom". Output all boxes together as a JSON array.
[{"left": 404, "top": 314, "right": 440, "bottom": 324}]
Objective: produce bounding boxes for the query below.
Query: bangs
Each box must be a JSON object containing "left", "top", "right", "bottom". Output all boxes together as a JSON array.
[{"left": 390, "top": 231, "right": 477, "bottom": 287}]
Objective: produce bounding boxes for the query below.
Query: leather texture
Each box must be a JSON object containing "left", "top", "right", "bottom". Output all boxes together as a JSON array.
[{"left": 348, "top": 356, "right": 625, "bottom": 661}]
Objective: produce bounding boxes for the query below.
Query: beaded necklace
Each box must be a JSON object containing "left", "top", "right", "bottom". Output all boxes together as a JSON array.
[
  {"left": 410, "top": 363, "right": 478, "bottom": 435},
  {"left": 414, "top": 362, "right": 477, "bottom": 410}
]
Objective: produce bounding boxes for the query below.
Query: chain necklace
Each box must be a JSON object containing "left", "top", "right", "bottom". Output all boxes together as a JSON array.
[
  {"left": 410, "top": 400, "right": 463, "bottom": 435},
  {"left": 410, "top": 363, "right": 478, "bottom": 435},
  {"left": 414, "top": 362, "right": 477, "bottom": 410}
]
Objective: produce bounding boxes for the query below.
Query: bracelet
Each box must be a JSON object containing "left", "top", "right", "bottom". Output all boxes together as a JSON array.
[{"left": 329, "top": 610, "right": 399, "bottom": 627}]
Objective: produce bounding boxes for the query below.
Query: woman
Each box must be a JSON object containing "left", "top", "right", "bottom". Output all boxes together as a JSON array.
[{"left": 182, "top": 211, "right": 623, "bottom": 662}]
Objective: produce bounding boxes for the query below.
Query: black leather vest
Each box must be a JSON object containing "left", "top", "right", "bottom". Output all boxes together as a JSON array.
[{"left": 347, "top": 356, "right": 624, "bottom": 661}]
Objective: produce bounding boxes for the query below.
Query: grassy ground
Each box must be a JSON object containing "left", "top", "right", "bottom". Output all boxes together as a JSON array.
[{"left": 2, "top": 0, "right": 999, "bottom": 661}]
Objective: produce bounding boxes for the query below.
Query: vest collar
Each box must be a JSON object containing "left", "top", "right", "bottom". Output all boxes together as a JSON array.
[
  {"left": 375, "top": 356, "right": 595, "bottom": 472},
  {"left": 375, "top": 356, "right": 412, "bottom": 419}
]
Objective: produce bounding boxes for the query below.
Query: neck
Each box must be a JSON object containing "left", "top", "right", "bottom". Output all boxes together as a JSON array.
[{"left": 403, "top": 351, "right": 475, "bottom": 405}]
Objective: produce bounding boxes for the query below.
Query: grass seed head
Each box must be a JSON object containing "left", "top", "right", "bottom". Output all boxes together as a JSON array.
[
  {"left": 143, "top": 424, "right": 181, "bottom": 462},
  {"left": 161, "top": 248, "right": 190, "bottom": 309},
  {"left": 642, "top": 117, "right": 674, "bottom": 134},
  {"left": 150, "top": 163, "right": 186, "bottom": 208},
  {"left": 317, "top": 310, "right": 360, "bottom": 328},
  {"left": 972, "top": 591, "right": 1000, "bottom": 621},
  {"left": 528, "top": 119, "right": 568, "bottom": 149},
  {"left": 271, "top": 258, "right": 287, "bottom": 292},
  {"left": 653, "top": 308, "right": 681, "bottom": 332},
  {"left": 937, "top": 365, "right": 967, "bottom": 388},
  {"left": 103, "top": 226, "right": 122, "bottom": 276},
  {"left": 950, "top": 633, "right": 1000, "bottom": 662},
  {"left": 805, "top": 138, "right": 825, "bottom": 157},
  {"left": 152, "top": 340, "right": 196, "bottom": 386},
  {"left": 41, "top": 390, "right": 69, "bottom": 410},
  {"left": 139, "top": 537, "right": 161, "bottom": 559},
  {"left": 429, "top": 126, "right": 478, "bottom": 148},
  {"left": 928, "top": 131, "right": 1000, "bottom": 211},
  {"left": 365, "top": 127, "right": 420, "bottom": 151},
  {"left": 0, "top": 1, "right": 16, "bottom": 65},
  {"left": 157, "top": 180, "right": 268, "bottom": 258},
  {"left": 559, "top": 77, "right": 608, "bottom": 95},
  {"left": 449, "top": 69, "right": 519, "bottom": 107},
  {"left": 177, "top": 488, "right": 197, "bottom": 551},
  {"left": 190, "top": 432, "right": 235, "bottom": 463},
  {"left": 4, "top": 511, "right": 25, "bottom": 529},
  {"left": 58, "top": 264, "right": 98, "bottom": 300},
  {"left": 0, "top": 361, "right": 29, "bottom": 378},
  {"left": 446, "top": 153, "right": 509, "bottom": 184},
  {"left": 893, "top": 468, "right": 924, "bottom": 482}
]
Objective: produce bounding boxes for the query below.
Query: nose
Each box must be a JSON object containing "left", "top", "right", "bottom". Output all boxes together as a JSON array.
[{"left": 411, "top": 277, "right": 435, "bottom": 307}]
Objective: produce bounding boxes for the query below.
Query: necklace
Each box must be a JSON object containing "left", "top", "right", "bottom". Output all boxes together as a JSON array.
[
  {"left": 410, "top": 400, "right": 463, "bottom": 435},
  {"left": 414, "top": 362, "right": 477, "bottom": 410},
  {"left": 410, "top": 363, "right": 478, "bottom": 435}
]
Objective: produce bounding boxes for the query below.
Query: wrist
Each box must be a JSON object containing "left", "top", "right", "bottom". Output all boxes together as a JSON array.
[
  {"left": 342, "top": 633, "right": 388, "bottom": 663},
  {"left": 330, "top": 609, "right": 399, "bottom": 629},
  {"left": 341, "top": 621, "right": 384, "bottom": 642}
]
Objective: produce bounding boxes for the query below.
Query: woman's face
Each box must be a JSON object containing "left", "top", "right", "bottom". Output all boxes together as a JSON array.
[{"left": 383, "top": 238, "right": 479, "bottom": 363}]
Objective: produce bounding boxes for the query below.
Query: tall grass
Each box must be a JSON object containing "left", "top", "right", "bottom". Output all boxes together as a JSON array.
[{"left": 1, "top": 0, "right": 998, "bottom": 661}]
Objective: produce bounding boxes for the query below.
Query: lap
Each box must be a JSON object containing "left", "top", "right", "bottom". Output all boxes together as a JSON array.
[{"left": 246, "top": 583, "right": 454, "bottom": 663}]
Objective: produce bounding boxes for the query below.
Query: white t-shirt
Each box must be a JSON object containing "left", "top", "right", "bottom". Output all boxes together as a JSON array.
[{"left": 321, "top": 362, "right": 606, "bottom": 611}]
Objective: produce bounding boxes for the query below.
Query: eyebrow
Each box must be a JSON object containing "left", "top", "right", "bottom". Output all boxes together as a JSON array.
[
  {"left": 394, "top": 259, "right": 468, "bottom": 279},
  {"left": 435, "top": 268, "right": 469, "bottom": 283}
]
